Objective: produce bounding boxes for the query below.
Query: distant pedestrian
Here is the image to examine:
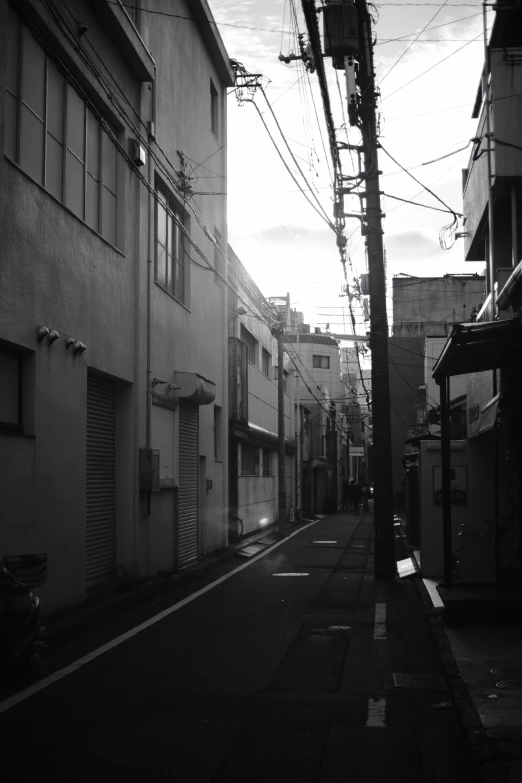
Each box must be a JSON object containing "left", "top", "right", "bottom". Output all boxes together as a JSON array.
[
  {"left": 348, "top": 480, "right": 356, "bottom": 512},
  {"left": 341, "top": 479, "right": 350, "bottom": 511},
  {"left": 352, "top": 481, "right": 363, "bottom": 514},
  {"left": 361, "top": 484, "right": 370, "bottom": 512}
]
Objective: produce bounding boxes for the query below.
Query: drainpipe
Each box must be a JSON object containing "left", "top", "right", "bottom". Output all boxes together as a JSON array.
[
  {"left": 511, "top": 184, "right": 518, "bottom": 270},
  {"left": 145, "top": 73, "right": 157, "bottom": 517},
  {"left": 483, "top": 2, "right": 495, "bottom": 317}
]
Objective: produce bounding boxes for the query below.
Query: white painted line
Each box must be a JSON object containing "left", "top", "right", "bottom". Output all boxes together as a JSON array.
[
  {"left": 373, "top": 602, "right": 386, "bottom": 639},
  {"left": 312, "top": 540, "right": 337, "bottom": 544},
  {"left": 366, "top": 697, "right": 386, "bottom": 727},
  {"left": 272, "top": 573, "right": 309, "bottom": 577},
  {"left": 0, "top": 517, "right": 323, "bottom": 716}
]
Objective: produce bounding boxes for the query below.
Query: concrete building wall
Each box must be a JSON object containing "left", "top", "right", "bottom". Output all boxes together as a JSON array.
[{"left": 0, "top": 0, "right": 232, "bottom": 614}]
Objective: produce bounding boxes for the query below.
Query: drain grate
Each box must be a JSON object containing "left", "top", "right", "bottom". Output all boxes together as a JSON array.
[
  {"left": 495, "top": 680, "right": 522, "bottom": 690},
  {"left": 393, "top": 673, "right": 447, "bottom": 692}
]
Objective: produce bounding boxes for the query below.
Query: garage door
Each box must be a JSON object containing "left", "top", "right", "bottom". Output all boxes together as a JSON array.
[
  {"left": 86, "top": 372, "right": 116, "bottom": 588},
  {"left": 178, "top": 402, "right": 199, "bottom": 567}
]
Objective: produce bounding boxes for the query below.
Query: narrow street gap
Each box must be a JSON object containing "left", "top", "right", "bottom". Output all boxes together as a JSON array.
[{"left": 0, "top": 513, "right": 475, "bottom": 782}]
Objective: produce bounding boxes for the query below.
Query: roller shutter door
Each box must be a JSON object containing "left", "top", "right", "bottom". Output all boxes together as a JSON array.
[
  {"left": 178, "top": 402, "right": 199, "bottom": 567},
  {"left": 86, "top": 373, "right": 116, "bottom": 588}
]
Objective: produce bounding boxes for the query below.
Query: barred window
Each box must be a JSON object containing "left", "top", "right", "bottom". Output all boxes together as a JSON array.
[
  {"left": 262, "top": 449, "right": 272, "bottom": 476},
  {"left": 241, "top": 444, "right": 259, "bottom": 475},
  {"left": 5, "top": 8, "right": 118, "bottom": 246}
]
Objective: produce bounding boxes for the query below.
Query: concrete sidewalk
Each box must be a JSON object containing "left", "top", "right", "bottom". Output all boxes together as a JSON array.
[
  {"left": 396, "top": 517, "right": 517, "bottom": 782},
  {"left": 1, "top": 510, "right": 477, "bottom": 782}
]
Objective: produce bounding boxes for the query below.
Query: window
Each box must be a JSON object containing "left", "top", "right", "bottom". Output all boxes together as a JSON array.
[
  {"left": 210, "top": 79, "right": 218, "bottom": 137},
  {"left": 214, "top": 405, "right": 222, "bottom": 461},
  {"left": 0, "top": 347, "right": 22, "bottom": 431},
  {"left": 241, "top": 444, "right": 259, "bottom": 475},
  {"left": 240, "top": 325, "right": 258, "bottom": 367},
  {"left": 262, "top": 449, "right": 272, "bottom": 476},
  {"left": 155, "top": 183, "right": 188, "bottom": 304},
  {"left": 5, "top": 9, "right": 118, "bottom": 246},
  {"left": 262, "top": 348, "right": 270, "bottom": 377},
  {"left": 313, "top": 355, "right": 330, "bottom": 369}
]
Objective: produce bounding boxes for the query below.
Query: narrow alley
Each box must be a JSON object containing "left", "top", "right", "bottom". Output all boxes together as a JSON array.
[{"left": 1, "top": 512, "right": 474, "bottom": 782}]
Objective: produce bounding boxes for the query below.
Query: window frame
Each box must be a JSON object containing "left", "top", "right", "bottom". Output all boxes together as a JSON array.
[
  {"left": 240, "top": 325, "right": 259, "bottom": 367},
  {"left": 262, "top": 448, "right": 272, "bottom": 477},
  {"left": 312, "top": 355, "right": 330, "bottom": 370},
  {"left": 155, "top": 181, "right": 189, "bottom": 306},
  {"left": 0, "top": 346, "right": 23, "bottom": 433},
  {"left": 210, "top": 79, "right": 218, "bottom": 138},
  {"left": 4, "top": 9, "right": 119, "bottom": 248},
  {"left": 241, "top": 444, "right": 259, "bottom": 476},
  {"left": 262, "top": 348, "right": 270, "bottom": 377}
]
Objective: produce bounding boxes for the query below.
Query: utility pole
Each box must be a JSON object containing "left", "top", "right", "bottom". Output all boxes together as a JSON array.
[
  {"left": 275, "top": 317, "right": 287, "bottom": 537},
  {"left": 356, "top": 0, "right": 395, "bottom": 580}
]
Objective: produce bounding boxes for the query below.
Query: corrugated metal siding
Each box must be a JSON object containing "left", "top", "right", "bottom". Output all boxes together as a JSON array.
[
  {"left": 86, "top": 373, "right": 116, "bottom": 588},
  {"left": 178, "top": 403, "right": 199, "bottom": 567}
]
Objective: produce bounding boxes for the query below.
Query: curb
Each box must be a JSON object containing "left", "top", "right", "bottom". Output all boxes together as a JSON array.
[{"left": 397, "top": 527, "right": 508, "bottom": 783}]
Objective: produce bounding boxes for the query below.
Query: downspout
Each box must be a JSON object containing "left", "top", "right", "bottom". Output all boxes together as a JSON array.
[{"left": 146, "top": 72, "right": 157, "bottom": 518}]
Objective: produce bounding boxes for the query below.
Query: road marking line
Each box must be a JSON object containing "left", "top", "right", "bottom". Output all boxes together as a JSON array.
[
  {"left": 0, "top": 518, "right": 324, "bottom": 716},
  {"left": 312, "top": 540, "right": 337, "bottom": 544},
  {"left": 373, "top": 602, "right": 386, "bottom": 639},
  {"left": 366, "top": 697, "right": 386, "bottom": 727},
  {"left": 272, "top": 573, "right": 309, "bottom": 577}
]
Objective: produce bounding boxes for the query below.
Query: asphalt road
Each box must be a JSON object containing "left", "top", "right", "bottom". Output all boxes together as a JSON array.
[{"left": 0, "top": 512, "right": 476, "bottom": 782}]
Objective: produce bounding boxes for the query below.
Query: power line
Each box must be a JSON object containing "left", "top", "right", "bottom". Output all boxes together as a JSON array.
[
  {"left": 379, "top": 144, "right": 459, "bottom": 223},
  {"left": 381, "top": 30, "right": 484, "bottom": 102},
  {"left": 105, "top": 1, "right": 293, "bottom": 34},
  {"left": 378, "top": 0, "right": 451, "bottom": 85},
  {"left": 382, "top": 192, "right": 462, "bottom": 215}
]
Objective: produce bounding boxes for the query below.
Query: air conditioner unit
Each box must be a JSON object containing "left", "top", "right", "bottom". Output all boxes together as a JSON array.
[{"left": 129, "top": 138, "right": 146, "bottom": 167}]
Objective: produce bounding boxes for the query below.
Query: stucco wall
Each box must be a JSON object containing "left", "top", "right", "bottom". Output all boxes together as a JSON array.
[{"left": 0, "top": 0, "right": 232, "bottom": 613}]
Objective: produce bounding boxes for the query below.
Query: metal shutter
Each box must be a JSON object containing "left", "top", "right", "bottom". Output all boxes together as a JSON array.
[
  {"left": 178, "top": 402, "right": 199, "bottom": 567},
  {"left": 86, "top": 373, "right": 116, "bottom": 588}
]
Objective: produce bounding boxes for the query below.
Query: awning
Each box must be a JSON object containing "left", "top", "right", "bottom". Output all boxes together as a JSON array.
[
  {"left": 173, "top": 372, "right": 216, "bottom": 405},
  {"left": 478, "top": 394, "right": 501, "bottom": 435},
  {"left": 432, "top": 318, "right": 522, "bottom": 382}
]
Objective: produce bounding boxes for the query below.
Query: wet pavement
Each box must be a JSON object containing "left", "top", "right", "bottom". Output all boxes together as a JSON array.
[{"left": 0, "top": 512, "right": 477, "bottom": 782}]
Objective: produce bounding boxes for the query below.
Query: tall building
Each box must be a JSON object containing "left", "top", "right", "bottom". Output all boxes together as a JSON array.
[
  {"left": 0, "top": 0, "right": 233, "bottom": 614},
  {"left": 432, "top": 1, "right": 522, "bottom": 586},
  {"left": 389, "top": 274, "right": 485, "bottom": 506}
]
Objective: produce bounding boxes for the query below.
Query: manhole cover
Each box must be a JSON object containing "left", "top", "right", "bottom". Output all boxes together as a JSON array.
[
  {"left": 393, "top": 673, "right": 447, "bottom": 692},
  {"left": 495, "top": 680, "right": 522, "bottom": 690}
]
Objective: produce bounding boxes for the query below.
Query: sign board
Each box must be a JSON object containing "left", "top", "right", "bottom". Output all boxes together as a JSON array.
[{"left": 349, "top": 447, "right": 364, "bottom": 457}]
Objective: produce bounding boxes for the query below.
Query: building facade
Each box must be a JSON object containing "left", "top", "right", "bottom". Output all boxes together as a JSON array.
[
  {"left": 431, "top": 1, "right": 522, "bottom": 586},
  {"left": 389, "top": 273, "right": 485, "bottom": 507},
  {"left": 227, "top": 252, "right": 294, "bottom": 537},
  {"left": 0, "top": 0, "right": 233, "bottom": 614}
]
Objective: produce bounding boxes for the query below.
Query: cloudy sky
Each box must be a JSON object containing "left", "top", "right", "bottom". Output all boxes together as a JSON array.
[{"left": 208, "top": 0, "right": 487, "bottom": 331}]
